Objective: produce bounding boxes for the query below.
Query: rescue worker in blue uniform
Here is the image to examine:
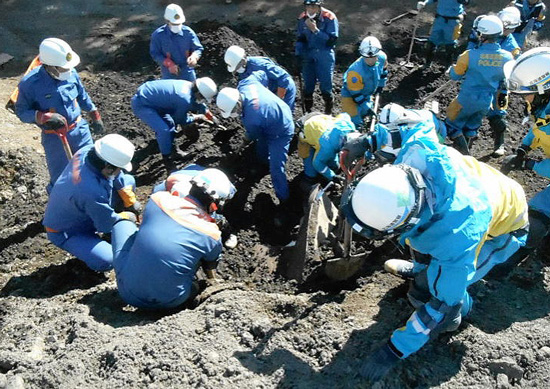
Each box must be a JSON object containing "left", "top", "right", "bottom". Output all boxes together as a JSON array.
[
  {"left": 340, "top": 122, "right": 528, "bottom": 382},
  {"left": 417, "top": 0, "right": 470, "bottom": 67},
  {"left": 131, "top": 77, "right": 217, "bottom": 172},
  {"left": 216, "top": 71, "right": 294, "bottom": 204},
  {"left": 43, "top": 134, "right": 140, "bottom": 272},
  {"left": 224, "top": 45, "right": 297, "bottom": 111},
  {"left": 340, "top": 102, "right": 447, "bottom": 168},
  {"left": 297, "top": 112, "right": 359, "bottom": 183},
  {"left": 295, "top": 0, "right": 338, "bottom": 115},
  {"left": 501, "top": 48, "right": 550, "bottom": 270},
  {"left": 511, "top": 0, "right": 546, "bottom": 49},
  {"left": 467, "top": 8, "right": 522, "bottom": 156},
  {"left": 15, "top": 38, "right": 104, "bottom": 193},
  {"left": 341, "top": 36, "right": 388, "bottom": 129},
  {"left": 150, "top": 4, "right": 204, "bottom": 81},
  {"left": 111, "top": 168, "right": 236, "bottom": 310},
  {"left": 444, "top": 15, "right": 513, "bottom": 155}
]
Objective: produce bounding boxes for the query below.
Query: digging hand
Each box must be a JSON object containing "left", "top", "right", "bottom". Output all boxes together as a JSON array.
[
  {"left": 36, "top": 111, "right": 66, "bottom": 130},
  {"left": 89, "top": 110, "right": 104, "bottom": 134},
  {"left": 126, "top": 201, "right": 143, "bottom": 216},
  {"left": 359, "top": 343, "right": 400, "bottom": 382},
  {"left": 341, "top": 135, "right": 370, "bottom": 168}
]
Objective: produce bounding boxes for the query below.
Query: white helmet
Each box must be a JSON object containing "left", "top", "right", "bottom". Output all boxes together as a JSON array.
[
  {"left": 498, "top": 7, "right": 521, "bottom": 30},
  {"left": 504, "top": 47, "right": 550, "bottom": 94},
  {"left": 379, "top": 103, "right": 409, "bottom": 129},
  {"left": 94, "top": 134, "right": 135, "bottom": 171},
  {"left": 196, "top": 77, "right": 217, "bottom": 102},
  {"left": 39, "top": 38, "right": 80, "bottom": 68},
  {"left": 348, "top": 165, "right": 425, "bottom": 233},
  {"left": 190, "top": 168, "right": 236, "bottom": 204},
  {"left": 359, "top": 36, "right": 382, "bottom": 57},
  {"left": 477, "top": 15, "right": 503, "bottom": 38},
  {"left": 164, "top": 4, "right": 185, "bottom": 24},
  {"left": 216, "top": 87, "right": 241, "bottom": 118},
  {"left": 224, "top": 45, "right": 246, "bottom": 73}
]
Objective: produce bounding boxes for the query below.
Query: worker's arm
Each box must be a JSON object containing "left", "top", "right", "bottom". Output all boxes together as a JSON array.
[
  {"left": 449, "top": 50, "right": 470, "bottom": 80},
  {"left": 149, "top": 30, "right": 167, "bottom": 66}
]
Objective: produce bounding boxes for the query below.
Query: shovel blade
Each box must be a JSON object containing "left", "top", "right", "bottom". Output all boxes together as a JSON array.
[
  {"left": 324, "top": 254, "right": 365, "bottom": 281},
  {"left": 399, "top": 60, "right": 416, "bottom": 68}
]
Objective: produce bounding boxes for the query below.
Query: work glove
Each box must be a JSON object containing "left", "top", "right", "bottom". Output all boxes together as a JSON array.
[
  {"left": 501, "top": 146, "right": 535, "bottom": 174},
  {"left": 191, "top": 114, "right": 208, "bottom": 123},
  {"left": 89, "top": 110, "right": 105, "bottom": 134},
  {"left": 35, "top": 111, "right": 65, "bottom": 131},
  {"left": 359, "top": 343, "right": 401, "bottom": 382},
  {"left": 341, "top": 135, "right": 370, "bottom": 168},
  {"left": 126, "top": 201, "right": 143, "bottom": 216},
  {"left": 417, "top": 1, "right": 427, "bottom": 10},
  {"left": 118, "top": 211, "right": 137, "bottom": 223},
  {"left": 497, "top": 93, "right": 509, "bottom": 110},
  {"left": 294, "top": 55, "right": 302, "bottom": 77},
  {"left": 163, "top": 54, "right": 179, "bottom": 75}
]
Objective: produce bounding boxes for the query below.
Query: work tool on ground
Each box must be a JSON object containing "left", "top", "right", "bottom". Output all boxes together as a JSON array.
[
  {"left": 324, "top": 156, "right": 366, "bottom": 281},
  {"left": 315, "top": 181, "right": 334, "bottom": 202},
  {"left": 204, "top": 118, "right": 228, "bottom": 131},
  {"left": 400, "top": 11, "right": 421, "bottom": 68},
  {"left": 368, "top": 93, "right": 380, "bottom": 133},
  {"left": 58, "top": 117, "right": 73, "bottom": 161},
  {"left": 418, "top": 79, "right": 454, "bottom": 103},
  {"left": 383, "top": 10, "right": 418, "bottom": 25}
]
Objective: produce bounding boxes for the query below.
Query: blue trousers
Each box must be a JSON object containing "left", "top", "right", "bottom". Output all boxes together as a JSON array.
[
  {"left": 161, "top": 66, "right": 196, "bottom": 82},
  {"left": 131, "top": 96, "right": 176, "bottom": 156},
  {"left": 429, "top": 16, "right": 462, "bottom": 46},
  {"left": 43, "top": 122, "right": 93, "bottom": 193},
  {"left": 391, "top": 229, "right": 527, "bottom": 359},
  {"left": 446, "top": 90, "right": 493, "bottom": 138},
  {"left": 255, "top": 134, "right": 292, "bottom": 201},
  {"left": 301, "top": 50, "right": 335, "bottom": 95}
]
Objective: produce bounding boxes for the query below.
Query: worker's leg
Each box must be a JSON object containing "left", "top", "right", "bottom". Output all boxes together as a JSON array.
[{"left": 47, "top": 230, "right": 113, "bottom": 272}]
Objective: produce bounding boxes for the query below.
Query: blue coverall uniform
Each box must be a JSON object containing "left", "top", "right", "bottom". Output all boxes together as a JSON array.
[
  {"left": 425, "top": 0, "right": 468, "bottom": 47},
  {"left": 512, "top": 0, "right": 546, "bottom": 48},
  {"left": 341, "top": 52, "right": 388, "bottom": 128},
  {"left": 239, "top": 56, "right": 297, "bottom": 111},
  {"left": 238, "top": 72, "right": 295, "bottom": 202},
  {"left": 150, "top": 24, "right": 204, "bottom": 81},
  {"left": 43, "top": 145, "right": 137, "bottom": 272},
  {"left": 15, "top": 66, "right": 95, "bottom": 192},
  {"left": 112, "top": 190, "right": 222, "bottom": 309},
  {"left": 295, "top": 7, "right": 339, "bottom": 104},
  {"left": 298, "top": 113, "right": 358, "bottom": 180},
  {"left": 131, "top": 79, "right": 207, "bottom": 156},
  {"left": 385, "top": 124, "right": 528, "bottom": 359},
  {"left": 445, "top": 43, "right": 513, "bottom": 139}
]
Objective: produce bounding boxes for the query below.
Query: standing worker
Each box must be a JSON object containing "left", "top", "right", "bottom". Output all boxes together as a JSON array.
[
  {"left": 340, "top": 124, "right": 528, "bottom": 383},
  {"left": 150, "top": 4, "right": 204, "bottom": 81},
  {"left": 417, "top": 0, "right": 470, "bottom": 68},
  {"left": 15, "top": 38, "right": 104, "bottom": 193},
  {"left": 131, "top": 78, "right": 217, "bottom": 173},
  {"left": 43, "top": 134, "right": 140, "bottom": 272},
  {"left": 295, "top": 0, "right": 339, "bottom": 114},
  {"left": 444, "top": 15, "right": 513, "bottom": 155},
  {"left": 216, "top": 72, "right": 294, "bottom": 209},
  {"left": 112, "top": 168, "right": 236, "bottom": 310},
  {"left": 341, "top": 36, "right": 388, "bottom": 129},
  {"left": 224, "top": 45, "right": 297, "bottom": 111},
  {"left": 467, "top": 7, "right": 522, "bottom": 156},
  {"left": 511, "top": 0, "right": 546, "bottom": 49}
]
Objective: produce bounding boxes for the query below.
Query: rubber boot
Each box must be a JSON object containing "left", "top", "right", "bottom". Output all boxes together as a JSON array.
[
  {"left": 423, "top": 41, "right": 435, "bottom": 69},
  {"left": 489, "top": 116, "right": 507, "bottom": 156},
  {"left": 304, "top": 94, "right": 314, "bottom": 113},
  {"left": 444, "top": 44, "right": 457, "bottom": 66},
  {"left": 322, "top": 93, "right": 334, "bottom": 115},
  {"left": 384, "top": 259, "right": 416, "bottom": 279}
]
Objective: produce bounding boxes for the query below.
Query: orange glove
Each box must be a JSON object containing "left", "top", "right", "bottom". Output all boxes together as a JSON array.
[{"left": 163, "top": 54, "right": 179, "bottom": 75}]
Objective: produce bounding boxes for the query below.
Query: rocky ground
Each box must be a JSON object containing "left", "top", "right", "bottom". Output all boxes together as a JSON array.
[{"left": 1, "top": 1, "right": 550, "bottom": 388}]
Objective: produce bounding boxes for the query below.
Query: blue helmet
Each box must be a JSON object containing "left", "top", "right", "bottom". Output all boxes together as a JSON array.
[{"left": 304, "top": 0, "right": 323, "bottom": 5}]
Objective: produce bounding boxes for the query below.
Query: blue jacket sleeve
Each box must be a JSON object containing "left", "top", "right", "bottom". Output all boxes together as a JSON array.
[
  {"left": 75, "top": 73, "right": 97, "bottom": 112},
  {"left": 295, "top": 19, "right": 307, "bottom": 56},
  {"left": 189, "top": 30, "right": 204, "bottom": 57},
  {"left": 83, "top": 193, "right": 121, "bottom": 233},
  {"left": 310, "top": 17, "right": 338, "bottom": 48},
  {"left": 264, "top": 61, "right": 292, "bottom": 90},
  {"left": 15, "top": 79, "right": 38, "bottom": 124},
  {"left": 149, "top": 30, "right": 166, "bottom": 66}
]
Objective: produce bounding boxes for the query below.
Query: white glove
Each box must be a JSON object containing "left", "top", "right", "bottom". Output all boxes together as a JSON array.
[
  {"left": 224, "top": 234, "right": 238, "bottom": 249},
  {"left": 417, "top": 1, "right": 427, "bottom": 10}
]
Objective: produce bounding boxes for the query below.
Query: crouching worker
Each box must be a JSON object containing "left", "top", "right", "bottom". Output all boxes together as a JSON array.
[
  {"left": 112, "top": 168, "right": 236, "bottom": 310},
  {"left": 297, "top": 112, "right": 359, "bottom": 187},
  {"left": 339, "top": 129, "right": 528, "bottom": 382},
  {"left": 43, "top": 134, "right": 139, "bottom": 272}
]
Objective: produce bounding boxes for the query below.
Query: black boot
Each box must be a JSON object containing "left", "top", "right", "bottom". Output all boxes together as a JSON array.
[
  {"left": 489, "top": 116, "right": 507, "bottom": 156},
  {"left": 423, "top": 41, "right": 435, "bottom": 69},
  {"left": 304, "top": 94, "right": 314, "bottom": 113},
  {"left": 322, "top": 93, "right": 334, "bottom": 115},
  {"left": 162, "top": 153, "right": 178, "bottom": 174},
  {"left": 444, "top": 44, "right": 457, "bottom": 66}
]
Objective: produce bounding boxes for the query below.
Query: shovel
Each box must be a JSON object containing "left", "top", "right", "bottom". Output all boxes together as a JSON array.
[
  {"left": 400, "top": 11, "right": 421, "bottom": 68},
  {"left": 58, "top": 117, "right": 73, "bottom": 161},
  {"left": 383, "top": 10, "right": 418, "bottom": 25},
  {"left": 324, "top": 158, "right": 366, "bottom": 281},
  {"left": 368, "top": 93, "right": 380, "bottom": 133},
  {"left": 418, "top": 79, "right": 454, "bottom": 103}
]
